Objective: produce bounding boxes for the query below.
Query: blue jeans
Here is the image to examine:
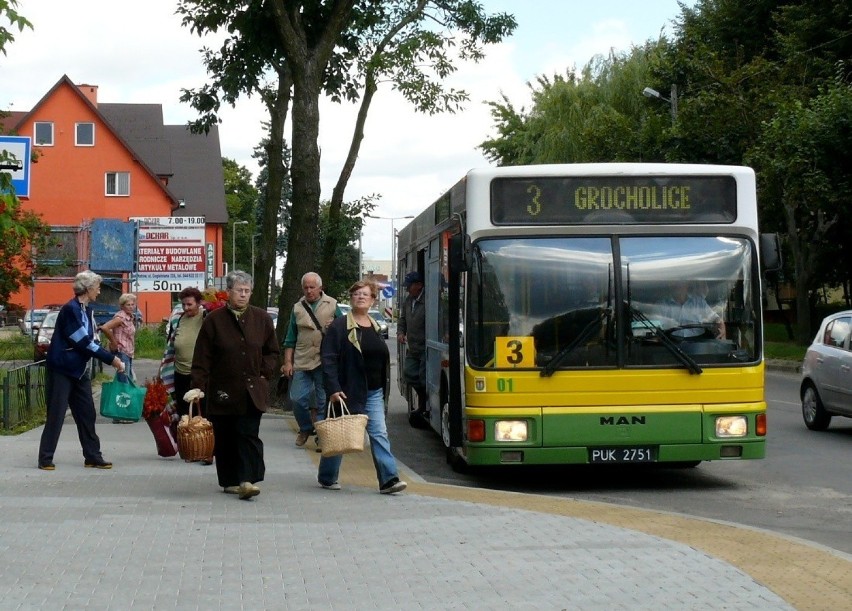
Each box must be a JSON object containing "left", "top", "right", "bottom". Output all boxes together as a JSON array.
[
  {"left": 317, "top": 388, "right": 399, "bottom": 488},
  {"left": 116, "top": 352, "right": 134, "bottom": 384},
  {"left": 290, "top": 367, "right": 324, "bottom": 433}
]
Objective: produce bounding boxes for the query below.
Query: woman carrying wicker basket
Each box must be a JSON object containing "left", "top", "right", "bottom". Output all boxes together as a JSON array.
[
  {"left": 317, "top": 280, "right": 407, "bottom": 494},
  {"left": 189, "top": 271, "right": 280, "bottom": 500}
]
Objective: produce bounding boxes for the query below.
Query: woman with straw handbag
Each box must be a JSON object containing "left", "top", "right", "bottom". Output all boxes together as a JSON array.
[{"left": 317, "top": 280, "right": 407, "bottom": 495}]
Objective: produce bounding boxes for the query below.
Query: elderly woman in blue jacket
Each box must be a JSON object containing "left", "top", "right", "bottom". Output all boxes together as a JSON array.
[
  {"left": 317, "top": 280, "right": 407, "bottom": 494},
  {"left": 38, "top": 270, "right": 126, "bottom": 471}
]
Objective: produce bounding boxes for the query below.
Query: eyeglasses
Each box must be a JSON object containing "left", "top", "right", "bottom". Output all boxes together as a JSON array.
[{"left": 351, "top": 291, "right": 375, "bottom": 299}]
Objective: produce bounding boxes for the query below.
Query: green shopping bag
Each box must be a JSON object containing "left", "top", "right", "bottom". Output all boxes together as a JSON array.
[{"left": 99, "top": 375, "right": 146, "bottom": 422}]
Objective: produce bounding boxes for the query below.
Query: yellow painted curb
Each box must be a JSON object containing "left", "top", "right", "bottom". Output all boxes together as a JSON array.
[{"left": 290, "top": 418, "right": 851, "bottom": 610}]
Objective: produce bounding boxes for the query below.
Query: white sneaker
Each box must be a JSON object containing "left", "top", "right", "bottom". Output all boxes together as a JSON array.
[
  {"left": 223, "top": 485, "right": 240, "bottom": 494},
  {"left": 319, "top": 481, "right": 341, "bottom": 490}
]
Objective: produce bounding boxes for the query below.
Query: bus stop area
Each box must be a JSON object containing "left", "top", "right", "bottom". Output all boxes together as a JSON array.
[{"left": 0, "top": 361, "right": 848, "bottom": 609}]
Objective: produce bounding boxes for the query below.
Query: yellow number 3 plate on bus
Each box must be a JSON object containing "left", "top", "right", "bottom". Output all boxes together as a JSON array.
[{"left": 495, "top": 336, "right": 536, "bottom": 368}]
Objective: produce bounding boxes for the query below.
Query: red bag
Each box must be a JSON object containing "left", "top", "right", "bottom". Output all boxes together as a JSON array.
[{"left": 146, "top": 411, "right": 178, "bottom": 457}]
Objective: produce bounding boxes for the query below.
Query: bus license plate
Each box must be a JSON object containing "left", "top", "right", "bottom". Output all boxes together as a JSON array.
[{"left": 589, "top": 447, "right": 656, "bottom": 463}]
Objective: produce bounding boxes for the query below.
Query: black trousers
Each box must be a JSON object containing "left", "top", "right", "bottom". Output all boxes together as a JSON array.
[
  {"left": 209, "top": 407, "right": 265, "bottom": 488},
  {"left": 39, "top": 368, "right": 104, "bottom": 465},
  {"left": 173, "top": 371, "right": 207, "bottom": 418}
]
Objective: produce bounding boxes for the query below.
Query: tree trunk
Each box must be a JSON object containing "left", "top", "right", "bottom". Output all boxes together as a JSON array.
[
  {"left": 278, "top": 68, "right": 324, "bottom": 326},
  {"left": 253, "top": 72, "right": 291, "bottom": 311}
]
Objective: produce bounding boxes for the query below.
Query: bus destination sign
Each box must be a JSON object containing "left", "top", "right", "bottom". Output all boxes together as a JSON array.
[{"left": 490, "top": 175, "right": 737, "bottom": 225}]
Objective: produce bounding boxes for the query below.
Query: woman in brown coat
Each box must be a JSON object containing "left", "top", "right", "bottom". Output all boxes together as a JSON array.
[{"left": 190, "top": 270, "right": 279, "bottom": 500}]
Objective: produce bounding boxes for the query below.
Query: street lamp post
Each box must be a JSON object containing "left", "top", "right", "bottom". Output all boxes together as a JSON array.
[
  {"left": 642, "top": 84, "right": 678, "bottom": 125},
  {"left": 232, "top": 220, "right": 248, "bottom": 273},
  {"left": 365, "top": 214, "right": 414, "bottom": 290},
  {"left": 251, "top": 233, "right": 260, "bottom": 281}
]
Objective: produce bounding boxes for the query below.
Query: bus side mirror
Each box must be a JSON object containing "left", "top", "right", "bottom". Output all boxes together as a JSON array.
[
  {"left": 760, "top": 233, "right": 781, "bottom": 273},
  {"left": 449, "top": 232, "right": 471, "bottom": 273}
]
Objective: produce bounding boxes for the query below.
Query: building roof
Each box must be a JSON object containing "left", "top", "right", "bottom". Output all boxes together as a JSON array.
[
  {"left": 99, "top": 103, "right": 173, "bottom": 177},
  {"left": 5, "top": 75, "right": 226, "bottom": 224},
  {"left": 163, "top": 124, "right": 228, "bottom": 224}
]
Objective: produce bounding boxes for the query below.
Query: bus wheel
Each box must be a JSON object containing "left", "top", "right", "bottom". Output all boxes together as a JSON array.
[{"left": 441, "top": 400, "right": 467, "bottom": 473}]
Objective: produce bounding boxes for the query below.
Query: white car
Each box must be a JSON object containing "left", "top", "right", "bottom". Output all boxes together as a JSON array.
[
  {"left": 800, "top": 310, "right": 852, "bottom": 430},
  {"left": 368, "top": 309, "right": 389, "bottom": 339},
  {"left": 19, "top": 308, "right": 50, "bottom": 336}
]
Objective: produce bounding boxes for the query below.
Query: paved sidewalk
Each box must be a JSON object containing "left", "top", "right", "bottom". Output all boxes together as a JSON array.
[{"left": 1, "top": 359, "right": 848, "bottom": 609}]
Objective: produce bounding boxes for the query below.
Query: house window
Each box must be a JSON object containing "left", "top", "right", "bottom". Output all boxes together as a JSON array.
[
  {"left": 76, "top": 122, "right": 95, "bottom": 146},
  {"left": 105, "top": 172, "right": 130, "bottom": 196},
  {"left": 34, "top": 122, "right": 54, "bottom": 146}
]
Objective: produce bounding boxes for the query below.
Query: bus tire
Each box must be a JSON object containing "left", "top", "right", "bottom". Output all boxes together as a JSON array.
[{"left": 441, "top": 400, "right": 467, "bottom": 473}]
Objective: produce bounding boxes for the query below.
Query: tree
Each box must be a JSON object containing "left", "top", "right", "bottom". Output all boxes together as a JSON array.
[
  {"left": 0, "top": 0, "right": 31, "bottom": 55},
  {"left": 1, "top": 1, "right": 50, "bottom": 305},
  {"left": 480, "top": 44, "right": 667, "bottom": 165},
  {"left": 746, "top": 77, "right": 852, "bottom": 343},
  {"left": 221, "top": 157, "right": 259, "bottom": 274},
  {"left": 177, "top": 0, "right": 292, "bottom": 309},
  {"left": 177, "top": 0, "right": 515, "bottom": 323}
]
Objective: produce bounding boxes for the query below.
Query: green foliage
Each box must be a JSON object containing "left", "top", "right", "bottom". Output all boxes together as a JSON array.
[
  {"left": 480, "top": 44, "right": 667, "bottom": 165},
  {"left": 316, "top": 195, "right": 377, "bottom": 300},
  {"left": 134, "top": 326, "right": 167, "bottom": 360},
  {"left": 222, "top": 157, "right": 260, "bottom": 271},
  {"left": 0, "top": 0, "right": 32, "bottom": 56},
  {"left": 764, "top": 341, "right": 806, "bottom": 362},
  {"left": 0, "top": 331, "right": 31, "bottom": 360},
  {"left": 176, "top": 0, "right": 516, "bottom": 322},
  {"left": 0, "top": 187, "right": 53, "bottom": 304}
]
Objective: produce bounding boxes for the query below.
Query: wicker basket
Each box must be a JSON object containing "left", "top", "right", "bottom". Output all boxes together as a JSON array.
[
  {"left": 314, "top": 399, "right": 368, "bottom": 458},
  {"left": 177, "top": 399, "right": 215, "bottom": 462}
]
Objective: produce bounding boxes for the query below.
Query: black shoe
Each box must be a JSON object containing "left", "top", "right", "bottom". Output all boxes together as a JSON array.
[
  {"left": 380, "top": 477, "right": 407, "bottom": 494},
  {"left": 84, "top": 459, "right": 113, "bottom": 469},
  {"left": 408, "top": 409, "right": 431, "bottom": 429}
]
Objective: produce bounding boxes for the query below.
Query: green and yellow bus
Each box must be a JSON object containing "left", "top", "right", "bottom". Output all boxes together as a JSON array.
[{"left": 396, "top": 164, "right": 778, "bottom": 471}]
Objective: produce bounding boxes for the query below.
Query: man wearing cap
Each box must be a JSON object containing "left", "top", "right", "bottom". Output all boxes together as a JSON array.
[{"left": 397, "top": 271, "right": 428, "bottom": 426}]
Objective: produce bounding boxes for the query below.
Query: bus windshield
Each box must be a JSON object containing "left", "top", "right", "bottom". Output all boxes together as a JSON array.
[{"left": 467, "top": 235, "right": 759, "bottom": 371}]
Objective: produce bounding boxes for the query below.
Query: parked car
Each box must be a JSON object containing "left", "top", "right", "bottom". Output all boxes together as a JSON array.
[
  {"left": 368, "top": 308, "right": 389, "bottom": 339},
  {"left": 33, "top": 309, "right": 60, "bottom": 362},
  {"left": 338, "top": 303, "right": 351, "bottom": 316},
  {"left": 91, "top": 303, "right": 143, "bottom": 329},
  {"left": 800, "top": 310, "right": 852, "bottom": 430},
  {"left": 19, "top": 308, "right": 51, "bottom": 336},
  {"left": 267, "top": 307, "right": 279, "bottom": 324}
]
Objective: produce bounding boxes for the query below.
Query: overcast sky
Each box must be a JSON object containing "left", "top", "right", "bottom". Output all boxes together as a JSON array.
[{"left": 2, "top": 0, "right": 692, "bottom": 262}]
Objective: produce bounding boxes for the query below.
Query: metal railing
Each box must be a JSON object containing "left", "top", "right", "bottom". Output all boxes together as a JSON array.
[{"left": 1, "top": 361, "right": 47, "bottom": 430}]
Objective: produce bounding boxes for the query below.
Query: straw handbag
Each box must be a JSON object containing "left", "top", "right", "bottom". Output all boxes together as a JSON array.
[
  {"left": 177, "top": 398, "right": 215, "bottom": 462},
  {"left": 314, "top": 399, "right": 368, "bottom": 458}
]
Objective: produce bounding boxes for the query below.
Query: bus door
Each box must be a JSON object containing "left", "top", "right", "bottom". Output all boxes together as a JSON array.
[{"left": 424, "top": 237, "right": 443, "bottom": 422}]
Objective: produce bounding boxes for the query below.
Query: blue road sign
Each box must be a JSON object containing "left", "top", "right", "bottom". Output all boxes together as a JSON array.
[
  {"left": 0, "top": 136, "right": 31, "bottom": 198},
  {"left": 382, "top": 285, "right": 395, "bottom": 298}
]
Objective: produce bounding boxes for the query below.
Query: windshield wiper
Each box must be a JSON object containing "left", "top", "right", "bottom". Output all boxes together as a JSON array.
[
  {"left": 541, "top": 307, "right": 607, "bottom": 377},
  {"left": 628, "top": 304, "right": 703, "bottom": 375}
]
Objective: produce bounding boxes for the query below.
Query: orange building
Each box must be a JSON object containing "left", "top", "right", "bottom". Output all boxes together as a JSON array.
[{"left": 2, "top": 75, "right": 228, "bottom": 323}]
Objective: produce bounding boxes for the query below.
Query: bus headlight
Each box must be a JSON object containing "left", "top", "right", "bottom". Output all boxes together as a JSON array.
[
  {"left": 715, "top": 416, "right": 748, "bottom": 437},
  {"left": 495, "top": 420, "right": 528, "bottom": 442}
]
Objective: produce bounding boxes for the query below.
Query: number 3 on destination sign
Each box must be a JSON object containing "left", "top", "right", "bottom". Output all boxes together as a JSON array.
[{"left": 495, "top": 336, "right": 535, "bottom": 368}]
